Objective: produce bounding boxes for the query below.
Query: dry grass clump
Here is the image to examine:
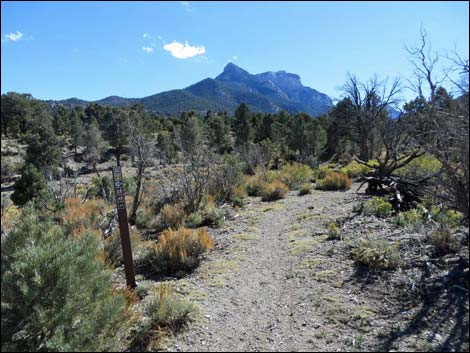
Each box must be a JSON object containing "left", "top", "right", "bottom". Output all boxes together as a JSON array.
[
  {"left": 144, "top": 284, "right": 196, "bottom": 330},
  {"left": 244, "top": 175, "right": 267, "bottom": 197},
  {"left": 429, "top": 227, "right": 460, "bottom": 255},
  {"left": 261, "top": 180, "right": 289, "bottom": 202},
  {"left": 62, "top": 197, "right": 108, "bottom": 237},
  {"left": 132, "top": 284, "right": 196, "bottom": 351},
  {"left": 159, "top": 203, "right": 186, "bottom": 229},
  {"left": 298, "top": 183, "right": 312, "bottom": 196},
  {"left": 352, "top": 239, "right": 400, "bottom": 270},
  {"left": 326, "top": 221, "right": 341, "bottom": 240},
  {"left": 142, "top": 228, "right": 214, "bottom": 275},
  {"left": 316, "top": 172, "right": 351, "bottom": 191}
]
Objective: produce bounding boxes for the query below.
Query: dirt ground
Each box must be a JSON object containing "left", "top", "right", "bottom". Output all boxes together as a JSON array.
[{"left": 152, "top": 184, "right": 469, "bottom": 352}]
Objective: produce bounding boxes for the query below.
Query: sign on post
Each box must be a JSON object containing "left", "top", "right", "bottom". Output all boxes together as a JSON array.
[{"left": 112, "top": 166, "right": 136, "bottom": 289}]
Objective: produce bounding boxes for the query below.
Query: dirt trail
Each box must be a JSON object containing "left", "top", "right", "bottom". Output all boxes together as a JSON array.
[{"left": 167, "top": 188, "right": 360, "bottom": 352}]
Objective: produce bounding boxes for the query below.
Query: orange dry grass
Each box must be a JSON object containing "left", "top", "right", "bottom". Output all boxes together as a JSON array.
[
  {"left": 261, "top": 180, "right": 289, "bottom": 201},
  {"left": 146, "top": 227, "right": 214, "bottom": 274},
  {"left": 62, "top": 197, "right": 108, "bottom": 237},
  {"left": 321, "top": 172, "right": 352, "bottom": 191},
  {"left": 1, "top": 205, "right": 21, "bottom": 234}
]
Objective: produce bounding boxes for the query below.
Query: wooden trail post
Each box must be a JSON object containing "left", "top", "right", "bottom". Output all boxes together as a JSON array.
[{"left": 112, "top": 166, "right": 136, "bottom": 289}]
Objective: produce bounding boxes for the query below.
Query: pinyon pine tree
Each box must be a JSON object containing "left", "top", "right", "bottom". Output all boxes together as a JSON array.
[{"left": 1, "top": 205, "right": 131, "bottom": 352}]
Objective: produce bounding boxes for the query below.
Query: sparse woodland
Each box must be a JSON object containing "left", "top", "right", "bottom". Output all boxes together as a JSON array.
[{"left": 1, "top": 31, "right": 469, "bottom": 352}]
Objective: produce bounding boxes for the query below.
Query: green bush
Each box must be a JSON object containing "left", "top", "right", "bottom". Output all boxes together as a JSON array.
[
  {"left": 396, "top": 153, "right": 441, "bottom": 178},
  {"left": 364, "top": 197, "right": 393, "bottom": 217},
  {"left": 11, "top": 164, "right": 50, "bottom": 206},
  {"left": 315, "top": 172, "right": 351, "bottom": 191},
  {"left": 89, "top": 175, "right": 136, "bottom": 201},
  {"left": 394, "top": 208, "right": 423, "bottom": 228},
  {"left": 279, "top": 163, "right": 313, "bottom": 189},
  {"left": 430, "top": 207, "right": 464, "bottom": 228},
  {"left": 314, "top": 165, "right": 334, "bottom": 181},
  {"left": 261, "top": 181, "right": 289, "bottom": 202},
  {"left": 340, "top": 160, "right": 372, "bottom": 179},
  {"left": 185, "top": 212, "right": 203, "bottom": 228},
  {"left": 202, "top": 207, "right": 224, "bottom": 226},
  {"left": 232, "top": 196, "right": 245, "bottom": 208},
  {"left": 298, "top": 183, "right": 312, "bottom": 196},
  {"left": 352, "top": 239, "right": 400, "bottom": 270},
  {"left": 1, "top": 205, "right": 130, "bottom": 352},
  {"left": 208, "top": 154, "right": 244, "bottom": 203}
]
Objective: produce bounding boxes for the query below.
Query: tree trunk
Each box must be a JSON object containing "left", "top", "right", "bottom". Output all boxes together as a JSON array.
[
  {"left": 116, "top": 150, "right": 121, "bottom": 167},
  {"left": 128, "top": 167, "right": 143, "bottom": 226}
]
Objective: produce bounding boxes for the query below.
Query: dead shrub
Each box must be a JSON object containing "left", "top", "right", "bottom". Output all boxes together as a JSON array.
[
  {"left": 429, "top": 227, "right": 459, "bottom": 255},
  {"left": 261, "top": 181, "right": 289, "bottom": 202},
  {"left": 142, "top": 227, "right": 214, "bottom": 275},
  {"left": 316, "top": 172, "right": 351, "bottom": 191}
]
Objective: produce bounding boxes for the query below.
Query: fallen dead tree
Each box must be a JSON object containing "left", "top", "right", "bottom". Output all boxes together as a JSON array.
[{"left": 355, "top": 119, "right": 436, "bottom": 212}]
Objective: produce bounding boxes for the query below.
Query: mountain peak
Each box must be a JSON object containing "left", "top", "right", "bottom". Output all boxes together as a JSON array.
[
  {"left": 55, "top": 63, "right": 333, "bottom": 116},
  {"left": 223, "top": 62, "right": 244, "bottom": 72},
  {"left": 216, "top": 62, "right": 252, "bottom": 82}
]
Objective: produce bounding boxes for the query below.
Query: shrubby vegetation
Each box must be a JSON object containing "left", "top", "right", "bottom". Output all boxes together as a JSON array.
[
  {"left": 315, "top": 172, "right": 352, "bottom": 191},
  {"left": 141, "top": 227, "right": 214, "bottom": 275},
  {"left": 1, "top": 205, "right": 133, "bottom": 352},
  {"left": 261, "top": 180, "right": 289, "bottom": 202},
  {"left": 363, "top": 197, "right": 393, "bottom": 217},
  {"left": 0, "top": 29, "right": 468, "bottom": 351},
  {"left": 352, "top": 239, "right": 400, "bottom": 270}
]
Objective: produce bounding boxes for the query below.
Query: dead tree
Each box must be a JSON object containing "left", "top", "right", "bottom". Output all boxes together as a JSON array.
[
  {"left": 405, "top": 28, "right": 469, "bottom": 224},
  {"left": 342, "top": 73, "right": 401, "bottom": 161},
  {"left": 127, "top": 111, "right": 156, "bottom": 225},
  {"left": 356, "top": 119, "right": 432, "bottom": 212}
]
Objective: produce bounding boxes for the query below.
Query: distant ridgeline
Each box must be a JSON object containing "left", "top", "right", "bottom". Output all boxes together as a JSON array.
[{"left": 46, "top": 63, "right": 334, "bottom": 116}]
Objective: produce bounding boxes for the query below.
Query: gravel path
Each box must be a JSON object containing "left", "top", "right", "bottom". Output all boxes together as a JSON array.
[{"left": 166, "top": 188, "right": 360, "bottom": 352}]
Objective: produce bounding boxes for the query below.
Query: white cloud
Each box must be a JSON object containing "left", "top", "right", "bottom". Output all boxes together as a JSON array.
[
  {"left": 142, "top": 46, "right": 154, "bottom": 54},
  {"left": 143, "top": 33, "right": 150, "bottom": 39},
  {"left": 2, "top": 31, "right": 24, "bottom": 42},
  {"left": 180, "top": 1, "right": 193, "bottom": 12},
  {"left": 163, "top": 40, "right": 205, "bottom": 59},
  {"left": 233, "top": 55, "right": 237, "bottom": 60}
]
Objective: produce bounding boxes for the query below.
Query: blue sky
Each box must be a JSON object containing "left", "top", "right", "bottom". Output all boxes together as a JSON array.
[{"left": 1, "top": 1, "right": 468, "bottom": 103}]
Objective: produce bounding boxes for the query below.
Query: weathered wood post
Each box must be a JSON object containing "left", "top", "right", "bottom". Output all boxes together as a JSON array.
[{"left": 112, "top": 165, "right": 136, "bottom": 289}]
